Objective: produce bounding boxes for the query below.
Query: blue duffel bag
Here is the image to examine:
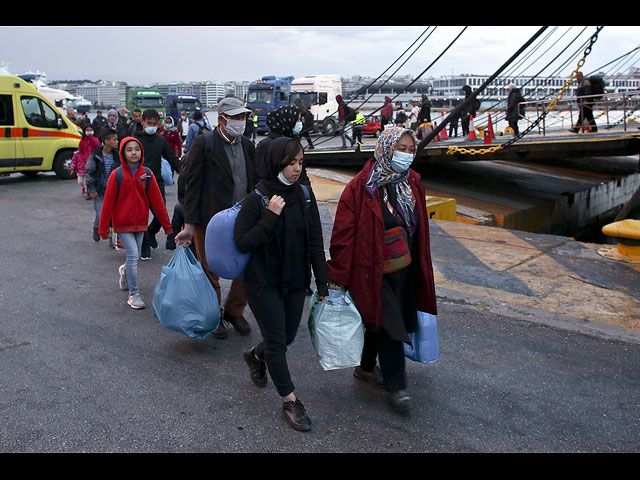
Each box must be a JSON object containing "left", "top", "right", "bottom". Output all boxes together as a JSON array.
[
  {"left": 403, "top": 311, "right": 440, "bottom": 364},
  {"left": 152, "top": 245, "right": 220, "bottom": 339}
]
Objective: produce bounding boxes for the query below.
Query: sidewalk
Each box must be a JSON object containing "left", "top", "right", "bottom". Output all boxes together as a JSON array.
[{"left": 308, "top": 169, "right": 640, "bottom": 345}]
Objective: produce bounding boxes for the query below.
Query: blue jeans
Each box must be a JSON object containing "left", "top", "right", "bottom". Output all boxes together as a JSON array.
[
  {"left": 118, "top": 231, "right": 145, "bottom": 294},
  {"left": 93, "top": 196, "right": 103, "bottom": 229}
]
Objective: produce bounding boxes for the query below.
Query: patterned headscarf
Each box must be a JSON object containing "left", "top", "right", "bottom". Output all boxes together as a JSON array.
[
  {"left": 266, "top": 104, "right": 300, "bottom": 137},
  {"left": 366, "top": 126, "right": 417, "bottom": 233}
]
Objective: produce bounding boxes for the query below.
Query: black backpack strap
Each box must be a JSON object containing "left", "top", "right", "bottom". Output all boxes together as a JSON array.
[{"left": 204, "top": 130, "right": 215, "bottom": 160}]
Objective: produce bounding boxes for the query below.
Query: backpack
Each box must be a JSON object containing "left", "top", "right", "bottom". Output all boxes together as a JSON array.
[
  {"left": 343, "top": 103, "right": 356, "bottom": 123},
  {"left": 115, "top": 165, "right": 151, "bottom": 198},
  {"left": 588, "top": 76, "right": 605, "bottom": 100},
  {"left": 205, "top": 184, "right": 310, "bottom": 280}
]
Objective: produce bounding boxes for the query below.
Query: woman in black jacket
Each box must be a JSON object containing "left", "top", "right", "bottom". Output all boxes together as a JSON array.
[{"left": 235, "top": 136, "right": 329, "bottom": 432}]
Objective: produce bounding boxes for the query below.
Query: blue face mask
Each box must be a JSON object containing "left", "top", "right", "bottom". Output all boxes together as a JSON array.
[
  {"left": 390, "top": 150, "right": 414, "bottom": 173},
  {"left": 145, "top": 126, "right": 157, "bottom": 135},
  {"left": 293, "top": 121, "right": 303, "bottom": 135}
]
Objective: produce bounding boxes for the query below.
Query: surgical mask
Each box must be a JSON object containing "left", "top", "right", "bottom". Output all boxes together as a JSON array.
[
  {"left": 223, "top": 117, "right": 245, "bottom": 137},
  {"left": 277, "top": 171, "right": 295, "bottom": 186},
  {"left": 390, "top": 150, "right": 414, "bottom": 173},
  {"left": 293, "top": 121, "right": 303, "bottom": 135},
  {"left": 145, "top": 126, "right": 157, "bottom": 135}
]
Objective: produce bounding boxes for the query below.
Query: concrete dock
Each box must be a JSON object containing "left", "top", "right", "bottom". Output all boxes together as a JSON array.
[{"left": 308, "top": 169, "right": 640, "bottom": 344}]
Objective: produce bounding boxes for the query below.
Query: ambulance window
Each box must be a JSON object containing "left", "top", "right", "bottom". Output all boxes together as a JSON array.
[
  {"left": 0, "top": 94, "right": 14, "bottom": 126},
  {"left": 20, "top": 96, "right": 61, "bottom": 129},
  {"left": 40, "top": 100, "right": 59, "bottom": 128}
]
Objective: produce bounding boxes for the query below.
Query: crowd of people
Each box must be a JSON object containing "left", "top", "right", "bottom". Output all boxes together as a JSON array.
[{"left": 71, "top": 95, "right": 439, "bottom": 433}]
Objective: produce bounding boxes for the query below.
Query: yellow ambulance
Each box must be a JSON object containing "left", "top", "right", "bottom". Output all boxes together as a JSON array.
[{"left": 0, "top": 74, "right": 81, "bottom": 179}]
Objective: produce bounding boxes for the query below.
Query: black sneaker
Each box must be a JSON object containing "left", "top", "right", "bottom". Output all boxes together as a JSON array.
[
  {"left": 283, "top": 399, "right": 312, "bottom": 432},
  {"left": 93, "top": 228, "right": 100, "bottom": 242},
  {"left": 140, "top": 246, "right": 151, "bottom": 261},
  {"left": 149, "top": 233, "right": 158, "bottom": 249},
  {"left": 243, "top": 348, "right": 267, "bottom": 387}
]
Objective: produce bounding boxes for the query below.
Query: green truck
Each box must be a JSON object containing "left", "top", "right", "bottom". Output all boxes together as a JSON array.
[{"left": 125, "top": 86, "right": 165, "bottom": 118}]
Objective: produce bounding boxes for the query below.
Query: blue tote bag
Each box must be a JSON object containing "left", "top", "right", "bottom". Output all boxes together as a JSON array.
[
  {"left": 404, "top": 311, "right": 440, "bottom": 364},
  {"left": 152, "top": 245, "right": 220, "bottom": 339}
]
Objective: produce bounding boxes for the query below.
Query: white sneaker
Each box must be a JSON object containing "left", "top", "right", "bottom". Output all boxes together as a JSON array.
[
  {"left": 118, "top": 264, "right": 128, "bottom": 291},
  {"left": 127, "top": 292, "right": 145, "bottom": 309}
]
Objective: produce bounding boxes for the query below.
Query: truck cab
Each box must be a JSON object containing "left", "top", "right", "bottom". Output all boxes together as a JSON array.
[
  {"left": 0, "top": 75, "right": 81, "bottom": 179},
  {"left": 125, "top": 86, "right": 165, "bottom": 118},
  {"left": 247, "top": 75, "right": 294, "bottom": 134},
  {"left": 289, "top": 75, "right": 341, "bottom": 134},
  {"left": 165, "top": 93, "right": 201, "bottom": 125}
]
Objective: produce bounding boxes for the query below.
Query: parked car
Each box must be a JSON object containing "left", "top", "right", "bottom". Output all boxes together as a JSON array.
[{"left": 362, "top": 115, "right": 383, "bottom": 137}]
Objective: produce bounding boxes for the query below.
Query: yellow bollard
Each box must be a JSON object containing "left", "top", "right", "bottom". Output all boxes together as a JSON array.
[{"left": 597, "top": 219, "right": 640, "bottom": 263}]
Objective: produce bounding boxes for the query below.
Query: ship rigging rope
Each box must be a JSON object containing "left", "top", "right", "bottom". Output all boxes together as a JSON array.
[
  {"left": 310, "top": 25, "right": 464, "bottom": 149},
  {"left": 473, "top": 26, "right": 590, "bottom": 131},
  {"left": 442, "top": 26, "right": 604, "bottom": 157},
  {"left": 306, "top": 26, "right": 438, "bottom": 149}
]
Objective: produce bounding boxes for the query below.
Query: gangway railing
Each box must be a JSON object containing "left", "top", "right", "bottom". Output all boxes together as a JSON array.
[{"left": 517, "top": 90, "right": 640, "bottom": 136}]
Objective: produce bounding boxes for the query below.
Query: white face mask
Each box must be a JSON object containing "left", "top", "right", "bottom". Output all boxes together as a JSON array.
[
  {"left": 223, "top": 117, "right": 245, "bottom": 137},
  {"left": 277, "top": 171, "right": 295, "bottom": 186}
]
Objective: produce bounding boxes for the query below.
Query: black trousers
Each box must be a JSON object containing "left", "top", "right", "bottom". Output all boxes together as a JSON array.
[
  {"left": 143, "top": 184, "right": 166, "bottom": 252},
  {"left": 248, "top": 287, "right": 307, "bottom": 397},
  {"left": 360, "top": 326, "right": 406, "bottom": 393}
]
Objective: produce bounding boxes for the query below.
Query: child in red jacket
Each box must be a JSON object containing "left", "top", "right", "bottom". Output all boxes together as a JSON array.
[
  {"left": 98, "top": 137, "right": 173, "bottom": 310},
  {"left": 71, "top": 124, "right": 100, "bottom": 198}
]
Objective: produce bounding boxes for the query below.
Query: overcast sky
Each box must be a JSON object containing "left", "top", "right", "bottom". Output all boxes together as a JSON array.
[{"left": 1, "top": 26, "right": 638, "bottom": 84}]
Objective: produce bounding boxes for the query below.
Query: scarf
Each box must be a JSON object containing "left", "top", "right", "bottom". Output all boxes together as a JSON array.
[
  {"left": 365, "top": 126, "right": 417, "bottom": 234},
  {"left": 266, "top": 105, "right": 300, "bottom": 138}
]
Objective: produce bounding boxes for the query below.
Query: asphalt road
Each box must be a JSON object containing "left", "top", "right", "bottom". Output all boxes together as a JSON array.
[{"left": 1, "top": 171, "right": 639, "bottom": 453}]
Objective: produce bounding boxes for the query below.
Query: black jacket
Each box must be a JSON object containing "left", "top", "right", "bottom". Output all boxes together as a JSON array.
[
  {"left": 133, "top": 130, "right": 180, "bottom": 187},
  {"left": 234, "top": 184, "right": 328, "bottom": 296},
  {"left": 183, "top": 127, "right": 256, "bottom": 226},
  {"left": 506, "top": 88, "right": 525, "bottom": 121},
  {"left": 84, "top": 145, "right": 121, "bottom": 196}
]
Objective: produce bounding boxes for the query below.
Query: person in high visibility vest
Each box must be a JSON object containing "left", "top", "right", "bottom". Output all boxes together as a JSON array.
[{"left": 350, "top": 109, "right": 366, "bottom": 145}]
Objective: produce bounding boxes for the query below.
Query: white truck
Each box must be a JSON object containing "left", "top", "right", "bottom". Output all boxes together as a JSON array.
[{"left": 289, "top": 75, "right": 342, "bottom": 134}]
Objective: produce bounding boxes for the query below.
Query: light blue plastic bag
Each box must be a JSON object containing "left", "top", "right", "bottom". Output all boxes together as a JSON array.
[
  {"left": 152, "top": 246, "right": 220, "bottom": 339},
  {"left": 308, "top": 289, "right": 364, "bottom": 371},
  {"left": 404, "top": 311, "right": 440, "bottom": 364},
  {"left": 161, "top": 157, "right": 173, "bottom": 186}
]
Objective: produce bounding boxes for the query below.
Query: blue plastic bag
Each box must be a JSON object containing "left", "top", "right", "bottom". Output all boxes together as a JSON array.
[
  {"left": 205, "top": 202, "right": 250, "bottom": 280},
  {"left": 152, "top": 245, "right": 220, "bottom": 339},
  {"left": 404, "top": 311, "right": 440, "bottom": 364},
  {"left": 308, "top": 289, "right": 364, "bottom": 371},
  {"left": 161, "top": 157, "right": 173, "bottom": 186}
]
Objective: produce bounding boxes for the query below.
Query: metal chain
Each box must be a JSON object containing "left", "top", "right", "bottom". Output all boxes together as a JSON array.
[{"left": 446, "top": 26, "right": 604, "bottom": 157}]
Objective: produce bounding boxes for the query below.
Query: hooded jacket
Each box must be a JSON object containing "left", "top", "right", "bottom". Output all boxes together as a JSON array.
[
  {"left": 98, "top": 137, "right": 172, "bottom": 239},
  {"left": 235, "top": 137, "right": 328, "bottom": 297}
]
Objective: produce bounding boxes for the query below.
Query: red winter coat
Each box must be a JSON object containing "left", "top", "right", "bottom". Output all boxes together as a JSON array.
[
  {"left": 160, "top": 127, "right": 182, "bottom": 157},
  {"left": 98, "top": 137, "right": 172, "bottom": 239},
  {"left": 72, "top": 134, "right": 100, "bottom": 175},
  {"left": 327, "top": 158, "right": 437, "bottom": 328}
]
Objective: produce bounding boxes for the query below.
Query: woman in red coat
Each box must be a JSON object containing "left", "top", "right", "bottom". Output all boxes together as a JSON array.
[{"left": 328, "top": 126, "right": 437, "bottom": 412}]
